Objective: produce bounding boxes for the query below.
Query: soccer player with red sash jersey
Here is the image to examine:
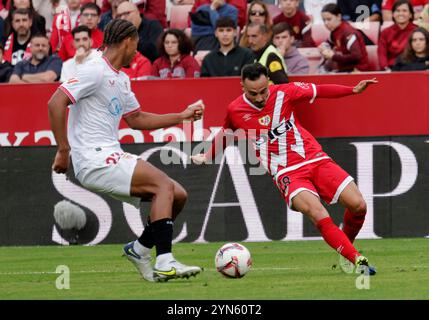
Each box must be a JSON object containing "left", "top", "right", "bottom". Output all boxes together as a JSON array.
[{"left": 191, "top": 63, "right": 378, "bottom": 274}]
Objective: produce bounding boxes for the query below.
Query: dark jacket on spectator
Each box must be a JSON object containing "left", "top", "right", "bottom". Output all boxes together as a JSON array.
[
  {"left": 0, "top": 59, "right": 13, "bottom": 82},
  {"left": 201, "top": 45, "right": 255, "bottom": 77},
  {"left": 12, "top": 54, "right": 62, "bottom": 81},
  {"left": 392, "top": 55, "right": 429, "bottom": 71},
  {"left": 137, "top": 15, "right": 163, "bottom": 63}
]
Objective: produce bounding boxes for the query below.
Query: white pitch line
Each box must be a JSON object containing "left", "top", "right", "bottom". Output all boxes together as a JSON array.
[{"left": 0, "top": 267, "right": 298, "bottom": 276}]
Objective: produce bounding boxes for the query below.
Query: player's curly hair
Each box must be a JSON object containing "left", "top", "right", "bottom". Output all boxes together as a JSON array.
[{"left": 102, "top": 19, "right": 138, "bottom": 48}]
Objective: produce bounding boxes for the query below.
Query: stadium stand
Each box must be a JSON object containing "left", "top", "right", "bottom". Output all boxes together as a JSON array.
[
  {"left": 310, "top": 23, "right": 330, "bottom": 46},
  {"left": 297, "top": 47, "right": 322, "bottom": 74},
  {"left": 311, "top": 21, "right": 382, "bottom": 46},
  {"left": 169, "top": 4, "right": 192, "bottom": 30},
  {"left": 267, "top": 3, "right": 282, "bottom": 21},
  {"left": 351, "top": 21, "right": 380, "bottom": 45},
  {"left": 366, "top": 45, "right": 380, "bottom": 71},
  {"left": 193, "top": 50, "right": 211, "bottom": 66}
]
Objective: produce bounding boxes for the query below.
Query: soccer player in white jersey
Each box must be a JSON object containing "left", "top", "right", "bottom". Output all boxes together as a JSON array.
[
  {"left": 192, "top": 63, "right": 378, "bottom": 275},
  {"left": 48, "top": 19, "right": 204, "bottom": 282}
]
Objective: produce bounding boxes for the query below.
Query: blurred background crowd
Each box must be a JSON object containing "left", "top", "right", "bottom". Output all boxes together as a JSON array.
[{"left": 0, "top": 0, "right": 428, "bottom": 84}]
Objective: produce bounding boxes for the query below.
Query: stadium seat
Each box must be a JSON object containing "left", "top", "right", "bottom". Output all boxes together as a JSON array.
[
  {"left": 267, "top": 4, "right": 282, "bottom": 21},
  {"left": 366, "top": 45, "right": 380, "bottom": 71},
  {"left": 184, "top": 27, "right": 192, "bottom": 38},
  {"left": 297, "top": 47, "right": 323, "bottom": 74},
  {"left": 193, "top": 50, "right": 210, "bottom": 66},
  {"left": 380, "top": 21, "right": 394, "bottom": 32},
  {"left": 311, "top": 24, "right": 330, "bottom": 46},
  {"left": 170, "top": 4, "right": 192, "bottom": 30},
  {"left": 351, "top": 21, "right": 380, "bottom": 45}
]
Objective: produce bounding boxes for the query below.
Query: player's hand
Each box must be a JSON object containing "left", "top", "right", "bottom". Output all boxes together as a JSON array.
[
  {"left": 75, "top": 47, "right": 88, "bottom": 64},
  {"left": 190, "top": 153, "right": 208, "bottom": 165},
  {"left": 52, "top": 149, "right": 70, "bottom": 174},
  {"left": 353, "top": 78, "right": 378, "bottom": 94},
  {"left": 182, "top": 99, "right": 205, "bottom": 122}
]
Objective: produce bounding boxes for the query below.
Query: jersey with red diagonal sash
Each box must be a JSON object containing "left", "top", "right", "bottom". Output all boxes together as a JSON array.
[{"left": 223, "top": 82, "right": 330, "bottom": 180}]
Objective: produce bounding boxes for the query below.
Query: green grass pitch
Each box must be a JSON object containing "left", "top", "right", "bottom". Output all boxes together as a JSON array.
[{"left": 0, "top": 238, "right": 428, "bottom": 299}]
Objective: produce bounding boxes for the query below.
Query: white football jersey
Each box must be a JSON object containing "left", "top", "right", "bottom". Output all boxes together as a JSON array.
[{"left": 59, "top": 55, "right": 140, "bottom": 175}]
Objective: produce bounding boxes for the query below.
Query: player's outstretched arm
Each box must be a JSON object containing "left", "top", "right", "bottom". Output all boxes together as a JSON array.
[
  {"left": 48, "top": 89, "right": 72, "bottom": 174},
  {"left": 352, "top": 78, "right": 378, "bottom": 94},
  {"left": 124, "top": 99, "right": 205, "bottom": 130}
]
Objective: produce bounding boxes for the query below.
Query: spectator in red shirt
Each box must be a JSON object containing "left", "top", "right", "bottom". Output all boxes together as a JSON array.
[
  {"left": 152, "top": 29, "right": 200, "bottom": 79},
  {"left": 273, "top": 0, "right": 316, "bottom": 47},
  {"left": 378, "top": 0, "right": 417, "bottom": 70},
  {"left": 189, "top": 0, "right": 247, "bottom": 28},
  {"left": 319, "top": 3, "right": 370, "bottom": 72},
  {"left": 122, "top": 51, "right": 152, "bottom": 80},
  {"left": 58, "top": 2, "right": 103, "bottom": 61},
  {"left": 382, "top": 0, "right": 429, "bottom": 21},
  {"left": 239, "top": 0, "right": 273, "bottom": 48},
  {"left": 50, "top": 0, "right": 82, "bottom": 53}
]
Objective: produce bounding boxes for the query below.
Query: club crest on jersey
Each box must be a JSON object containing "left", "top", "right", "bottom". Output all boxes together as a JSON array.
[
  {"left": 258, "top": 115, "right": 271, "bottom": 126},
  {"left": 107, "top": 97, "right": 122, "bottom": 116}
]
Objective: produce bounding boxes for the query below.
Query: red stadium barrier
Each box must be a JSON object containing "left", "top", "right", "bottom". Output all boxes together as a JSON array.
[{"left": 0, "top": 72, "right": 428, "bottom": 146}]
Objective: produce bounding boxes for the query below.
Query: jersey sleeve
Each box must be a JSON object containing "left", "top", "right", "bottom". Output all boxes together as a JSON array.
[
  {"left": 123, "top": 78, "right": 141, "bottom": 118},
  {"left": 286, "top": 82, "right": 317, "bottom": 104},
  {"left": 59, "top": 63, "right": 102, "bottom": 104}
]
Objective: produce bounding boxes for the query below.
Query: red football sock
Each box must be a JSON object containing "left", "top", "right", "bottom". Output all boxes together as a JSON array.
[
  {"left": 316, "top": 217, "right": 359, "bottom": 263},
  {"left": 342, "top": 209, "right": 366, "bottom": 243}
]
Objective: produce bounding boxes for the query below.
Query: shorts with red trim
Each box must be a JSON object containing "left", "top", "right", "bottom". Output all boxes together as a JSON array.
[{"left": 274, "top": 158, "right": 354, "bottom": 208}]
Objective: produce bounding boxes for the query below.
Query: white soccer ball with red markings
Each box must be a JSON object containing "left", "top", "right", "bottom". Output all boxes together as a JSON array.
[{"left": 215, "top": 243, "right": 252, "bottom": 278}]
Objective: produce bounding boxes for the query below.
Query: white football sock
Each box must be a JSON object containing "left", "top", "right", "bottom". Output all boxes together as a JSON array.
[
  {"left": 133, "top": 240, "right": 151, "bottom": 257},
  {"left": 155, "top": 253, "right": 175, "bottom": 270}
]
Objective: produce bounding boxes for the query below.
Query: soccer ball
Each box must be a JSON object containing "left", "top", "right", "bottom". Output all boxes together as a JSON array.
[{"left": 215, "top": 243, "right": 252, "bottom": 278}]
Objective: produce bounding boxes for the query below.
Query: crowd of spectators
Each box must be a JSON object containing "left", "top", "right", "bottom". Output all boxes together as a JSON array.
[{"left": 0, "top": 0, "right": 428, "bottom": 83}]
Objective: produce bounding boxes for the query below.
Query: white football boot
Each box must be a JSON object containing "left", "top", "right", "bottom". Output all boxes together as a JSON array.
[
  {"left": 153, "top": 260, "right": 202, "bottom": 282},
  {"left": 122, "top": 241, "right": 154, "bottom": 282}
]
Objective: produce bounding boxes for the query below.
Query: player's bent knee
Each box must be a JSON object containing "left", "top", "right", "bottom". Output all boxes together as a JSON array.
[
  {"left": 350, "top": 198, "right": 367, "bottom": 214},
  {"left": 175, "top": 187, "right": 188, "bottom": 203}
]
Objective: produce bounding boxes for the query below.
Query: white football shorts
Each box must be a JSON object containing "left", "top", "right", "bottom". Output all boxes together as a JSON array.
[{"left": 75, "top": 148, "right": 142, "bottom": 209}]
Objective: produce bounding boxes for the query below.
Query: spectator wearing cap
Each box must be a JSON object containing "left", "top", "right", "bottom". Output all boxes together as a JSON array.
[
  {"left": 201, "top": 16, "right": 255, "bottom": 77},
  {"left": 9, "top": 33, "right": 62, "bottom": 83}
]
